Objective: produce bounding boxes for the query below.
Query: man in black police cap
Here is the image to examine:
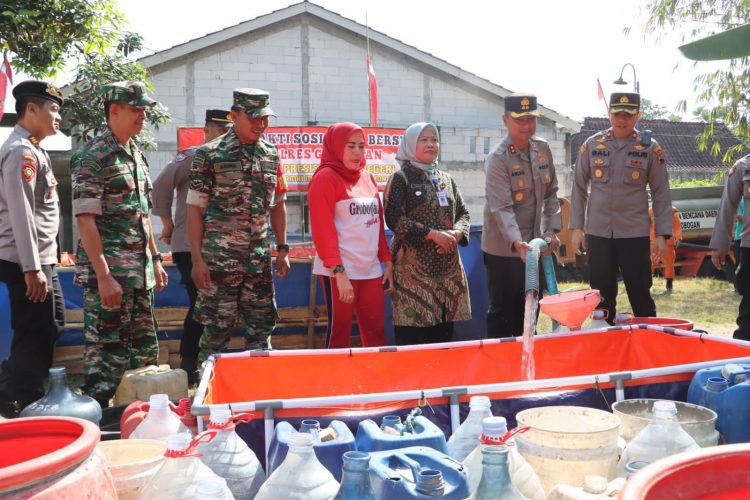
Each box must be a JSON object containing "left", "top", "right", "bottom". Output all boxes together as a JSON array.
[
  {"left": 151, "top": 109, "right": 231, "bottom": 384},
  {"left": 482, "top": 93, "right": 562, "bottom": 337},
  {"left": 570, "top": 92, "right": 672, "bottom": 323},
  {"left": 0, "top": 80, "right": 66, "bottom": 417}
]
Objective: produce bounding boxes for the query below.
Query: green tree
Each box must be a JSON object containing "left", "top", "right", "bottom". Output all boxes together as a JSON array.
[
  {"left": 641, "top": 98, "right": 683, "bottom": 121},
  {"left": 0, "top": 0, "right": 123, "bottom": 77},
  {"left": 643, "top": 0, "right": 750, "bottom": 162},
  {"left": 63, "top": 33, "right": 171, "bottom": 151}
]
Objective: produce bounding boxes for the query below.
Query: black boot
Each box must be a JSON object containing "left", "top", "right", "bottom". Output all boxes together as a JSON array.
[
  {"left": 666, "top": 278, "right": 673, "bottom": 292},
  {"left": 0, "top": 400, "right": 19, "bottom": 418}
]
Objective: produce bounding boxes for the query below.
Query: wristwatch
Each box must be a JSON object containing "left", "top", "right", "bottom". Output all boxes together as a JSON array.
[
  {"left": 276, "top": 244, "right": 290, "bottom": 252},
  {"left": 152, "top": 252, "right": 163, "bottom": 263},
  {"left": 332, "top": 265, "right": 346, "bottom": 275}
]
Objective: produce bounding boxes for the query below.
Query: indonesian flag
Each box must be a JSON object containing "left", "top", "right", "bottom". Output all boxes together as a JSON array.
[
  {"left": 596, "top": 78, "right": 605, "bottom": 101},
  {"left": 367, "top": 54, "right": 378, "bottom": 127},
  {"left": 0, "top": 55, "right": 13, "bottom": 122}
]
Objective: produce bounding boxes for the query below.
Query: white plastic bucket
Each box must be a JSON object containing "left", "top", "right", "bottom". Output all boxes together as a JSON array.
[
  {"left": 98, "top": 438, "right": 166, "bottom": 500},
  {"left": 612, "top": 399, "right": 720, "bottom": 447},
  {"left": 514, "top": 406, "right": 621, "bottom": 494}
]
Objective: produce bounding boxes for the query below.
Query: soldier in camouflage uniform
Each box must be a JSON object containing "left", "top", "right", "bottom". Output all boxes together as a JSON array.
[
  {"left": 187, "top": 88, "right": 289, "bottom": 363},
  {"left": 72, "top": 81, "right": 169, "bottom": 406},
  {"left": 152, "top": 109, "right": 232, "bottom": 384}
]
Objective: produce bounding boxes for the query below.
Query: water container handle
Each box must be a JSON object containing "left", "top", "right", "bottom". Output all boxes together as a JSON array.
[
  {"left": 480, "top": 426, "right": 530, "bottom": 446},
  {"left": 164, "top": 430, "right": 217, "bottom": 458},
  {"left": 392, "top": 453, "right": 424, "bottom": 483},
  {"left": 728, "top": 370, "right": 750, "bottom": 385},
  {"left": 206, "top": 411, "right": 258, "bottom": 430}
]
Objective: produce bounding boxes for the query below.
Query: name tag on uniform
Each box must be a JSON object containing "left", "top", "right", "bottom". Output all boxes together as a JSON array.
[{"left": 437, "top": 190, "right": 449, "bottom": 207}]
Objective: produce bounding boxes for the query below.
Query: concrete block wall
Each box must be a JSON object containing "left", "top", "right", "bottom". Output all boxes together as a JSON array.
[{"left": 142, "top": 17, "right": 576, "bottom": 242}]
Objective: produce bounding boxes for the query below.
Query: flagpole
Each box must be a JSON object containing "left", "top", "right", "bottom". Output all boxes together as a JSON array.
[
  {"left": 597, "top": 78, "right": 609, "bottom": 116},
  {"left": 366, "top": 13, "right": 372, "bottom": 127}
]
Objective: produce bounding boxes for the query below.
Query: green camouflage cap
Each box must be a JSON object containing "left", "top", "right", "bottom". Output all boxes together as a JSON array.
[
  {"left": 233, "top": 88, "right": 276, "bottom": 118},
  {"left": 100, "top": 81, "right": 157, "bottom": 107}
]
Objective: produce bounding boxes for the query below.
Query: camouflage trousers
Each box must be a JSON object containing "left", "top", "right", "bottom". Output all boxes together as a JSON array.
[
  {"left": 81, "top": 286, "right": 158, "bottom": 401},
  {"left": 195, "top": 256, "right": 277, "bottom": 363}
]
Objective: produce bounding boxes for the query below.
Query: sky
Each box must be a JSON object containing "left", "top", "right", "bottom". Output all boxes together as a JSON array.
[{"left": 3, "top": 0, "right": 728, "bottom": 124}]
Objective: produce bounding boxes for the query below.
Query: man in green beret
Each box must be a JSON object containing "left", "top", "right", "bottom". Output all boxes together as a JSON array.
[
  {"left": 570, "top": 92, "right": 672, "bottom": 323},
  {"left": 187, "top": 88, "right": 289, "bottom": 364},
  {"left": 0, "top": 80, "right": 65, "bottom": 417},
  {"left": 152, "top": 108, "right": 231, "bottom": 384},
  {"left": 71, "top": 81, "right": 168, "bottom": 406},
  {"left": 482, "top": 93, "right": 562, "bottom": 338}
]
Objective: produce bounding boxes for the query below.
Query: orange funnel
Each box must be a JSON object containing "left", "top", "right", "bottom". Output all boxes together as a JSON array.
[{"left": 539, "top": 289, "right": 601, "bottom": 330}]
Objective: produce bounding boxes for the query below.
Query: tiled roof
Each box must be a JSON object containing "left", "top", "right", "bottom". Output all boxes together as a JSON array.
[{"left": 570, "top": 117, "right": 743, "bottom": 171}]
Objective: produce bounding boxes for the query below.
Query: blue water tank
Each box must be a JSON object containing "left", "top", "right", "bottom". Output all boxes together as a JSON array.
[
  {"left": 267, "top": 419, "right": 355, "bottom": 481},
  {"left": 356, "top": 415, "right": 448, "bottom": 454},
  {"left": 368, "top": 446, "right": 470, "bottom": 499},
  {"left": 687, "top": 364, "right": 750, "bottom": 443}
]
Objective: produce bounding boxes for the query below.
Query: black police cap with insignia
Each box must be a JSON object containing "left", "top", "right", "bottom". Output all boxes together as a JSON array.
[
  {"left": 13, "top": 80, "right": 64, "bottom": 107},
  {"left": 609, "top": 93, "right": 641, "bottom": 114},
  {"left": 504, "top": 93, "right": 540, "bottom": 118},
  {"left": 205, "top": 109, "right": 232, "bottom": 127}
]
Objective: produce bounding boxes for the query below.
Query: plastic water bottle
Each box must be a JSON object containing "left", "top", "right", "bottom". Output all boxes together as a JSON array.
[
  {"left": 130, "top": 394, "right": 191, "bottom": 443},
  {"left": 614, "top": 312, "right": 632, "bottom": 326},
  {"left": 333, "top": 451, "right": 376, "bottom": 499},
  {"left": 472, "top": 446, "right": 523, "bottom": 499},
  {"left": 20, "top": 367, "right": 102, "bottom": 424},
  {"left": 197, "top": 407, "right": 265, "bottom": 499},
  {"left": 588, "top": 310, "right": 610, "bottom": 329},
  {"left": 139, "top": 432, "right": 234, "bottom": 499},
  {"left": 195, "top": 477, "right": 234, "bottom": 500},
  {"left": 447, "top": 395, "right": 493, "bottom": 461},
  {"left": 616, "top": 400, "right": 700, "bottom": 477},
  {"left": 464, "top": 416, "right": 544, "bottom": 500},
  {"left": 255, "top": 432, "right": 340, "bottom": 499}
]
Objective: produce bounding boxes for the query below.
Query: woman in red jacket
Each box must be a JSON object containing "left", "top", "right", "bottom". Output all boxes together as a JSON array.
[{"left": 308, "top": 122, "right": 393, "bottom": 348}]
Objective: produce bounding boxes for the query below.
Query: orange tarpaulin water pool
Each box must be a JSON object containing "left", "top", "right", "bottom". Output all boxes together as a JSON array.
[{"left": 203, "top": 327, "right": 750, "bottom": 412}]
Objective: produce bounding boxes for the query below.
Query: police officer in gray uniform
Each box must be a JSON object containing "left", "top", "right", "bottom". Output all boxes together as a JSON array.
[
  {"left": 710, "top": 154, "right": 750, "bottom": 340},
  {"left": 151, "top": 109, "right": 231, "bottom": 383},
  {"left": 482, "top": 94, "right": 561, "bottom": 338},
  {"left": 0, "top": 81, "right": 65, "bottom": 417},
  {"left": 570, "top": 92, "right": 672, "bottom": 323}
]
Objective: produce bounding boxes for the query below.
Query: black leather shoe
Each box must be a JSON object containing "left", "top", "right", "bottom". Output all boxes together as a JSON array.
[{"left": 0, "top": 400, "right": 19, "bottom": 419}]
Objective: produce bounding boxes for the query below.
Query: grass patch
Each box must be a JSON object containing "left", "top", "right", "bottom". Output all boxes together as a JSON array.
[{"left": 537, "top": 276, "right": 739, "bottom": 337}]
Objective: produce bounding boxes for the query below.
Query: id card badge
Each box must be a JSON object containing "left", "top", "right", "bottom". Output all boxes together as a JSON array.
[{"left": 437, "top": 189, "right": 449, "bottom": 207}]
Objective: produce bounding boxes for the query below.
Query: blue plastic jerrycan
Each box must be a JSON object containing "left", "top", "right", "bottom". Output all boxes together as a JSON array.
[
  {"left": 687, "top": 363, "right": 750, "bottom": 443},
  {"left": 267, "top": 419, "right": 355, "bottom": 481},
  {"left": 368, "top": 446, "right": 470, "bottom": 499},
  {"left": 356, "top": 414, "right": 448, "bottom": 454}
]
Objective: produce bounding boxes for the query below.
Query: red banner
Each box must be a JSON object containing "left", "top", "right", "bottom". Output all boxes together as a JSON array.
[
  {"left": 173, "top": 126, "right": 403, "bottom": 191},
  {"left": 177, "top": 127, "right": 206, "bottom": 150},
  {"left": 265, "top": 126, "right": 403, "bottom": 191}
]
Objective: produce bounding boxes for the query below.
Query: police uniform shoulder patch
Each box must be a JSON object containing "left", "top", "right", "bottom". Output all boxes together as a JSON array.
[
  {"left": 22, "top": 150, "right": 38, "bottom": 183},
  {"left": 579, "top": 143, "right": 587, "bottom": 155},
  {"left": 729, "top": 164, "right": 737, "bottom": 177}
]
